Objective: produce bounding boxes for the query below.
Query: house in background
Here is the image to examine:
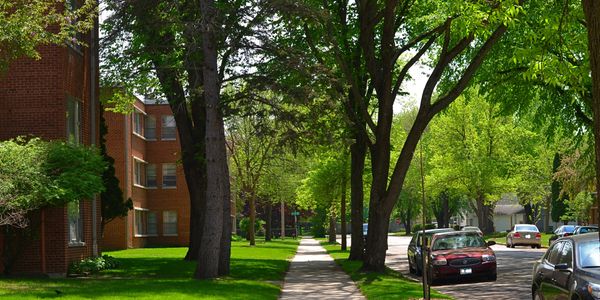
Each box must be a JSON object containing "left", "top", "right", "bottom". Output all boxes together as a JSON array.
[
  {"left": 101, "top": 96, "right": 237, "bottom": 249},
  {"left": 0, "top": 18, "right": 100, "bottom": 275}
]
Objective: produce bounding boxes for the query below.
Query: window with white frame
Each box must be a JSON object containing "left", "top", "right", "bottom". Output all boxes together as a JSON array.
[
  {"left": 163, "top": 211, "right": 177, "bottom": 235},
  {"left": 133, "top": 110, "right": 144, "bottom": 136},
  {"left": 134, "top": 159, "right": 144, "bottom": 186},
  {"left": 162, "top": 164, "right": 176, "bottom": 188},
  {"left": 146, "top": 164, "right": 157, "bottom": 187},
  {"left": 68, "top": 201, "right": 83, "bottom": 244},
  {"left": 134, "top": 209, "right": 157, "bottom": 236},
  {"left": 145, "top": 115, "right": 156, "bottom": 140},
  {"left": 161, "top": 116, "right": 176, "bottom": 140},
  {"left": 66, "top": 98, "right": 81, "bottom": 144}
]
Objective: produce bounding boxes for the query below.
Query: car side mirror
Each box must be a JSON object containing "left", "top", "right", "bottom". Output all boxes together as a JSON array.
[
  {"left": 554, "top": 263, "right": 571, "bottom": 272},
  {"left": 486, "top": 241, "right": 496, "bottom": 247}
]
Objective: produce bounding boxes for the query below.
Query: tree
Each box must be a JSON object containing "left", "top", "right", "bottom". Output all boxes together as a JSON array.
[
  {"left": 551, "top": 153, "right": 568, "bottom": 224},
  {"left": 99, "top": 108, "right": 132, "bottom": 233},
  {"left": 582, "top": 0, "right": 600, "bottom": 232},
  {"left": 102, "top": 0, "right": 269, "bottom": 278},
  {"left": 227, "top": 115, "right": 276, "bottom": 246},
  {"left": 0, "top": 0, "right": 96, "bottom": 72},
  {"left": 275, "top": 0, "right": 523, "bottom": 271}
]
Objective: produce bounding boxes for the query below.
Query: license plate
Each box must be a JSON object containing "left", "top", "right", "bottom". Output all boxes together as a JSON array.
[
  {"left": 460, "top": 268, "right": 472, "bottom": 275},
  {"left": 525, "top": 234, "right": 531, "bottom": 239}
]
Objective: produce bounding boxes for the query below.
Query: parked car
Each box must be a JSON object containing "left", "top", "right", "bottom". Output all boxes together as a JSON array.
[
  {"left": 532, "top": 233, "right": 600, "bottom": 300},
  {"left": 549, "top": 225, "right": 577, "bottom": 244},
  {"left": 573, "top": 225, "right": 599, "bottom": 236},
  {"left": 506, "top": 224, "right": 542, "bottom": 248},
  {"left": 462, "top": 226, "right": 483, "bottom": 236},
  {"left": 427, "top": 231, "right": 497, "bottom": 284},
  {"left": 407, "top": 228, "right": 455, "bottom": 275}
]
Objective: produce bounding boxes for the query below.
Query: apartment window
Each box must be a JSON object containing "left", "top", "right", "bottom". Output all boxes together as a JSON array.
[
  {"left": 163, "top": 211, "right": 178, "bottom": 235},
  {"left": 66, "top": 98, "right": 81, "bottom": 144},
  {"left": 134, "top": 209, "right": 157, "bottom": 237},
  {"left": 146, "top": 164, "right": 157, "bottom": 187},
  {"left": 134, "top": 159, "right": 144, "bottom": 186},
  {"left": 161, "top": 116, "right": 176, "bottom": 140},
  {"left": 68, "top": 201, "right": 83, "bottom": 245},
  {"left": 147, "top": 212, "right": 158, "bottom": 235},
  {"left": 162, "top": 163, "right": 176, "bottom": 188},
  {"left": 133, "top": 110, "right": 144, "bottom": 136},
  {"left": 145, "top": 115, "right": 156, "bottom": 140}
]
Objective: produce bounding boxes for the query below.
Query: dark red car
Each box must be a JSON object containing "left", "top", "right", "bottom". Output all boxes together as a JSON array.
[{"left": 427, "top": 231, "right": 497, "bottom": 284}]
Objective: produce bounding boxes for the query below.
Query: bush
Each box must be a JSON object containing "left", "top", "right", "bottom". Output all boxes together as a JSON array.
[
  {"left": 68, "top": 255, "right": 121, "bottom": 275},
  {"left": 239, "top": 217, "right": 265, "bottom": 238}
]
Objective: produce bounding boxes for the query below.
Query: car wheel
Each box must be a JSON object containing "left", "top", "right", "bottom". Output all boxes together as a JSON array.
[
  {"left": 415, "top": 263, "right": 422, "bottom": 276},
  {"left": 408, "top": 261, "right": 415, "bottom": 274},
  {"left": 531, "top": 245, "right": 537, "bottom": 249},
  {"left": 537, "top": 244, "right": 542, "bottom": 249}
]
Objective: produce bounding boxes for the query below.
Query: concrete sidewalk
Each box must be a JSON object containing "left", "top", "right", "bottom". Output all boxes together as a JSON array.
[{"left": 279, "top": 237, "right": 365, "bottom": 300}]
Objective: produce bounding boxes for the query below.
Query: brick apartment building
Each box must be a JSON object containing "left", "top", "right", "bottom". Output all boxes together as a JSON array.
[
  {"left": 0, "top": 19, "right": 100, "bottom": 274},
  {"left": 102, "top": 97, "right": 237, "bottom": 249}
]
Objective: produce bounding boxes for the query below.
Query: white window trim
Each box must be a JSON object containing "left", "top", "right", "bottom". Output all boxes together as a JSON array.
[
  {"left": 133, "top": 208, "right": 159, "bottom": 237},
  {"left": 132, "top": 131, "right": 147, "bottom": 141},
  {"left": 134, "top": 107, "right": 147, "bottom": 115},
  {"left": 133, "top": 156, "right": 149, "bottom": 164}
]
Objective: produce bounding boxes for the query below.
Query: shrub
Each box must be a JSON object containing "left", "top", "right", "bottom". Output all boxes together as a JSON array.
[
  {"left": 68, "top": 255, "right": 121, "bottom": 275},
  {"left": 239, "top": 217, "right": 265, "bottom": 238}
]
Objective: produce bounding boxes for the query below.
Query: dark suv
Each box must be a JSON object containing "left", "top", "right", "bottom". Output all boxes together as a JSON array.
[{"left": 531, "top": 233, "right": 600, "bottom": 299}]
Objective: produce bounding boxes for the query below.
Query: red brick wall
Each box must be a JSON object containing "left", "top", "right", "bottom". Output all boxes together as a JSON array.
[{"left": 0, "top": 32, "right": 100, "bottom": 274}]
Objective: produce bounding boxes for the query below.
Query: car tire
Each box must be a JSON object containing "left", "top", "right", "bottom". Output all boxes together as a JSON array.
[
  {"left": 415, "top": 263, "right": 422, "bottom": 276},
  {"left": 531, "top": 245, "right": 537, "bottom": 249},
  {"left": 408, "top": 261, "right": 415, "bottom": 274}
]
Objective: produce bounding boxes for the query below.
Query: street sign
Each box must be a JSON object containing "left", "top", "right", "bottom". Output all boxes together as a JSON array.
[{"left": 291, "top": 211, "right": 300, "bottom": 216}]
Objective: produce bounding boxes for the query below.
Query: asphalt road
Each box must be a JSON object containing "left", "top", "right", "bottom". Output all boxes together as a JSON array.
[{"left": 385, "top": 235, "right": 546, "bottom": 300}]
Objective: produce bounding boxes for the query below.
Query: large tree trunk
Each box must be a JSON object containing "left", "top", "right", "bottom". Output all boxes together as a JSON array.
[
  {"left": 349, "top": 133, "right": 366, "bottom": 260},
  {"left": 218, "top": 172, "right": 232, "bottom": 276},
  {"left": 583, "top": 0, "right": 600, "bottom": 244},
  {"left": 248, "top": 193, "right": 256, "bottom": 246},
  {"left": 362, "top": 205, "right": 392, "bottom": 272},
  {"left": 341, "top": 175, "right": 347, "bottom": 251},
  {"left": 328, "top": 210, "right": 336, "bottom": 243},
  {"left": 475, "top": 194, "right": 495, "bottom": 234},
  {"left": 265, "top": 202, "right": 272, "bottom": 242},
  {"left": 195, "top": 0, "right": 229, "bottom": 279}
]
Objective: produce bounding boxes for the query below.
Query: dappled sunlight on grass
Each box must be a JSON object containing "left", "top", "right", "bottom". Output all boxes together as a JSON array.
[{"left": 0, "top": 239, "right": 299, "bottom": 299}]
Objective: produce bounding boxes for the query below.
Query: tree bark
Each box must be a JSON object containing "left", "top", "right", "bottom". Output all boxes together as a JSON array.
[
  {"left": 349, "top": 132, "right": 366, "bottom": 260},
  {"left": 583, "top": 0, "right": 600, "bottom": 244},
  {"left": 248, "top": 193, "right": 256, "bottom": 246},
  {"left": 195, "top": 0, "right": 229, "bottom": 279},
  {"left": 328, "top": 211, "right": 337, "bottom": 243},
  {"left": 341, "top": 174, "right": 347, "bottom": 251},
  {"left": 265, "top": 202, "right": 272, "bottom": 241},
  {"left": 475, "top": 193, "right": 495, "bottom": 234}
]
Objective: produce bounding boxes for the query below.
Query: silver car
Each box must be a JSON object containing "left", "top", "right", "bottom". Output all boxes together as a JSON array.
[{"left": 506, "top": 224, "right": 541, "bottom": 248}]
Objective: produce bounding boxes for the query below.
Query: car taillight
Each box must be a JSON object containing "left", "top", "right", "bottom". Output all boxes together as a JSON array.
[
  {"left": 514, "top": 232, "right": 521, "bottom": 238},
  {"left": 535, "top": 233, "right": 541, "bottom": 238},
  {"left": 564, "top": 233, "right": 571, "bottom": 236}
]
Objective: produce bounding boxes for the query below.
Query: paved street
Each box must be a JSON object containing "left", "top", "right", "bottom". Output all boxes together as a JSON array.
[
  {"left": 386, "top": 235, "right": 545, "bottom": 300},
  {"left": 339, "top": 235, "right": 545, "bottom": 299}
]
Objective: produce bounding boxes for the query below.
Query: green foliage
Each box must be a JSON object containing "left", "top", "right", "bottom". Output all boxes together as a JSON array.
[
  {"left": 68, "top": 255, "right": 121, "bottom": 275},
  {"left": 310, "top": 211, "right": 327, "bottom": 238},
  {"left": 239, "top": 217, "right": 265, "bottom": 237},
  {"left": 562, "top": 192, "right": 594, "bottom": 223},
  {"left": 0, "top": 137, "right": 106, "bottom": 228},
  {"left": 0, "top": 0, "right": 97, "bottom": 72}
]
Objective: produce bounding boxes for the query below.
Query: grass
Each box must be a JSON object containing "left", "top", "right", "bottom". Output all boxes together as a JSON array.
[
  {"left": 0, "top": 239, "right": 299, "bottom": 299},
  {"left": 484, "top": 232, "right": 552, "bottom": 248},
  {"left": 318, "top": 239, "right": 452, "bottom": 300}
]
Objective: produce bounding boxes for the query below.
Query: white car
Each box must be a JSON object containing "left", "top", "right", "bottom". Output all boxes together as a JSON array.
[{"left": 462, "top": 226, "right": 483, "bottom": 236}]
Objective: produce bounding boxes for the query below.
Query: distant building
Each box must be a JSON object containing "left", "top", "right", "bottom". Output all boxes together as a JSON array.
[
  {"left": 101, "top": 97, "right": 236, "bottom": 249},
  {"left": 0, "top": 17, "right": 100, "bottom": 275}
]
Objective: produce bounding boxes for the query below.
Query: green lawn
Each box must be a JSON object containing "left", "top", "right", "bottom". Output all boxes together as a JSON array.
[
  {"left": 484, "top": 232, "right": 552, "bottom": 248},
  {"left": 318, "top": 240, "right": 451, "bottom": 300},
  {"left": 0, "top": 239, "right": 299, "bottom": 299}
]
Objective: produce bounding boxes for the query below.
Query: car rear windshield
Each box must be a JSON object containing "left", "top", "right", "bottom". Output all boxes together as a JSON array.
[
  {"left": 432, "top": 234, "right": 485, "bottom": 250},
  {"left": 516, "top": 225, "right": 539, "bottom": 232},
  {"left": 563, "top": 225, "right": 576, "bottom": 233},
  {"left": 578, "top": 240, "right": 600, "bottom": 268}
]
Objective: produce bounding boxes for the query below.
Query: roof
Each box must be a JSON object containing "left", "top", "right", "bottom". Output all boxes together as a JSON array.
[
  {"left": 560, "top": 232, "right": 600, "bottom": 243},
  {"left": 432, "top": 231, "right": 481, "bottom": 238},
  {"left": 494, "top": 204, "right": 525, "bottom": 215}
]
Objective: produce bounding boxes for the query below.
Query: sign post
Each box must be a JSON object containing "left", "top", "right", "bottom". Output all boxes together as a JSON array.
[{"left": 291, "top": 211, "right": 300, "bottom": 239}]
